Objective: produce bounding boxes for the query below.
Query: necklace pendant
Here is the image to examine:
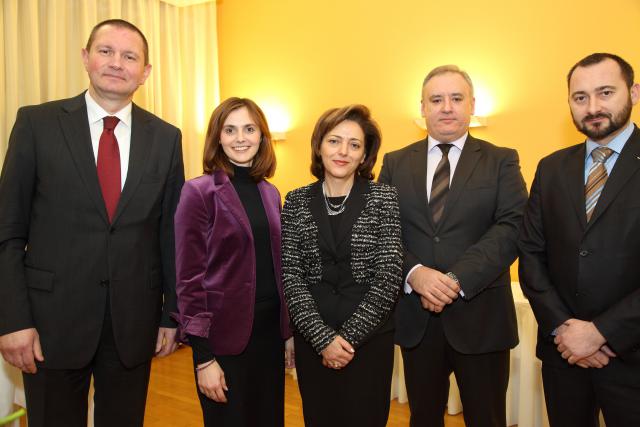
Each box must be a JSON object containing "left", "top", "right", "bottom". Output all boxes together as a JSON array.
[{"left": 322, "top": 181, "right": 350, "bottom": 216}]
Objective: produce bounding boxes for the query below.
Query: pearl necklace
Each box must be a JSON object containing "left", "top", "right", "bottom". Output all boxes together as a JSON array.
[{"left": 322, "top": 181, "right": 351, "bottom": 216}]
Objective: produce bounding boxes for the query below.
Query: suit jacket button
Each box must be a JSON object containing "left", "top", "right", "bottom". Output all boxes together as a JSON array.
[
  {"left": 434, "top": 236, "right": 440, "bottom": 243},
  {"left": 99, "top": 280, "right": 109, "bottom": 287},
  {"left": 579, "top": 249, "right": 589, "bottom": 257}
]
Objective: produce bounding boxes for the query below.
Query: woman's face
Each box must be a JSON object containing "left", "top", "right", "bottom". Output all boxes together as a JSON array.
[
  {"left": 220, "top": 107, "right": 261, "bottom": 167},
  {"left": 319, "top": 120, "right": 366, "bottom": 181}
]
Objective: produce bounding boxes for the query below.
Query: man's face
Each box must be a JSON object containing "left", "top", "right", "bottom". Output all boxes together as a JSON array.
[
  {"left": 569, "top": 58, "right": 639, "bottom": 145},
  {"left": 82, "top": 24, "right": 151, "bottom": 105},
  {"left": 421, "top": 72, "right": 475, "bottom": 143}
]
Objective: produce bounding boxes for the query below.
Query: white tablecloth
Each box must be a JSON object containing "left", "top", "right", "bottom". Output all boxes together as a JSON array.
[{"left": 390, "top": 283, "right": 550, "bottom": 427}]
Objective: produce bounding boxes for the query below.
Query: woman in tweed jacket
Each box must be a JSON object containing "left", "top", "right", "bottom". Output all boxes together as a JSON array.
[{"left": 282, "top": 105, "right": 403, "bottom": 426}]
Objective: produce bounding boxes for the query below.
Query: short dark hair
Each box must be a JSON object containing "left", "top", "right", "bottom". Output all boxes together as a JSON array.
[
  {"left": 310, "top": 104, "right": 381, "bottom": 181},
  {"left": 567, "top": 53, "right": 634, "bottom": 89},
  {"left": 86, "top": 19, "right": 149, "bottom": 65},
  {"left": 203, "top": 97, "right": 276, "bottom": 181}
]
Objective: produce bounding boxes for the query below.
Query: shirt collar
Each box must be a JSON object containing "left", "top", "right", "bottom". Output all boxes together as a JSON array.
[
  {"left": 85, "top": 91, "right": 132, "bottom": 128},
  {"left": 585, "top": 121, "right": 634, "bottom": 159},
  {"left": 427, "top": 132, "right": 468, "bottom": 152}
]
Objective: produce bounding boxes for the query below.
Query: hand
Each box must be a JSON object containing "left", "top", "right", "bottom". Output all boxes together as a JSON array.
[
  {"left": 408, "top": 266, "right": 460, "bottom": 310},
  {"left": 321, "top": 336, "right": 354, "bottom": 370},
  {"left": 554, "top": 319, "right": 606, "bottom": 364},
  {"left": 420, "top": 296, "right": 444, "bottom": 313},
  {"left": 284, "top": 337, "right": 295, "bottom": 369},
  {"left": 155, "top": 327, "right": 178, "bottom": 357},
  {"left": 575, "top": 345, "right": 617, "bottom": 369},
  {"left": 0, "top": 328, "right": 44, "bottom": 373},
  {"left": 197, "top": 360, "right": 228, "bottom": 403}
]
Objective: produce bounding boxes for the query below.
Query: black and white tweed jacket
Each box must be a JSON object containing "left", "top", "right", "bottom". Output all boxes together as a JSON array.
[{"left": 281, "top": 180, "right": 403, "bottom": 354}]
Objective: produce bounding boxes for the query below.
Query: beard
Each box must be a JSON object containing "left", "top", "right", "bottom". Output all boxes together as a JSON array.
[{"left": 573, "top": 98, "right": 632, "bottom": 141}]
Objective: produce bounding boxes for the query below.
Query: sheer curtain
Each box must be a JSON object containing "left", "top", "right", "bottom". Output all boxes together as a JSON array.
[{"left": 0, "top": 0, "right": 219, "bottom": 178}]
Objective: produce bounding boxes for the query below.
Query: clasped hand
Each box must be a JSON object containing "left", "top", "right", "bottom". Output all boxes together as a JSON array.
[
  {"left": 321, "top": 335, "right": 354, "bottom": 370},
  {"left": 409, "top": 266, "right": 460, "bottom": 313},
  {"left": 554, "top": 319, "right": 616, "bottom": 368}
]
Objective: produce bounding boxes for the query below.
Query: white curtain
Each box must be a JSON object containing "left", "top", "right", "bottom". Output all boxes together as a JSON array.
[{"left": 0, "top": 0, "right": 219, "bottom": 178}]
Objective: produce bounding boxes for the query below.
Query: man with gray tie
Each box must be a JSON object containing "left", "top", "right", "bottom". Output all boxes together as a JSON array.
[
  {"left": 380, "top": 65, "right": 527, "bottom": 426},
  {"left": 518, "top": 52, "right": 640, "bottom": 427}
]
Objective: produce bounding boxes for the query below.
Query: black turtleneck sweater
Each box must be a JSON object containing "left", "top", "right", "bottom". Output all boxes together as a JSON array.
[{"left": 189, "top": 165, "right": 278, "bottom": 364}]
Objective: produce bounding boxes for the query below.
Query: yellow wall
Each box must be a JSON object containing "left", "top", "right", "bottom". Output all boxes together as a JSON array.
[
  {"left": 216, "top": 0, "right": 640, "bottom": 193},
  {"left": 216, "top": 0, "right": 640, "bottom": 278}
]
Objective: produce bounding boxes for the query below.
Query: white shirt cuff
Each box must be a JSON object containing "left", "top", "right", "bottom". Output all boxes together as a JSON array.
[{"left": 404, "top": 264, "right": 423, "bottom": 294}]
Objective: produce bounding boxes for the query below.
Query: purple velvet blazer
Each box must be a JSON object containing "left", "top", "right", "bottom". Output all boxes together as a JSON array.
[{"left": 173, "top": 170, "right": 291, "bottom": 355}]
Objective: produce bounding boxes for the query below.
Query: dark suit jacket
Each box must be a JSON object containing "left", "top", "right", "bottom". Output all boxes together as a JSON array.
[
  {"left": 173, "top": 171, "right": 292, "bottom": 355},
  {"left": 0, "top": 93, "right": 184, "bottom": 369},
  {"left": 518, "top": 125, "right": 640, "bottom": 379},
  {"left": 379, "top": 135, "right": 527, "bottom": 353}
]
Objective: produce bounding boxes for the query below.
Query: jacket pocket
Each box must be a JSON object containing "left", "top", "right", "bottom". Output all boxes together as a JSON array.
[{"left": 25, "top": 266, "right": 54, "bottom": 292}]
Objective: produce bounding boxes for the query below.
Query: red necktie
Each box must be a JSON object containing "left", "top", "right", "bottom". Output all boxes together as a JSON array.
[{"left": 97, "top": 116, "right": 121, "bottom": 223}]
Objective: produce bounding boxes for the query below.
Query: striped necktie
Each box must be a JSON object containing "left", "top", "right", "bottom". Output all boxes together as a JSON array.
[
  {"left": 585, "top": 146, "right": 613, "bottom": 222},
  {"left": 429, "top": 144, "right": 452, "bottom": 225}
]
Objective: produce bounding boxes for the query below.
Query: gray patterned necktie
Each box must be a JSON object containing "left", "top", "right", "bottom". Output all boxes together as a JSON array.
[{"left": 429, "top": 144, "right": 452, "bottom": 225}]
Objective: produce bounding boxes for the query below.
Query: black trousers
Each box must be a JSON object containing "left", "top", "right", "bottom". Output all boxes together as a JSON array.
[
  {"left": 196, "top": 298, "right": 285, "bottom": 427},
  {"left": 542, "top": 361, "right": 640, "bottom": 427},
  {"left": 22, "top": 305, "right": 152, "bottom": 427},
  {"left": 402, "top": 315, "right": 510, "bottom": 427}
]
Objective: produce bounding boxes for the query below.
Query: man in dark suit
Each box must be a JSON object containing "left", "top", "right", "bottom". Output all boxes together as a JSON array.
[
  {"left": 0, "top": 19, "right": 184, "bottom": 426},
  {"left": 380, "top": 65, "right": 527, "bottom": 427},
  {"left": 518, "top": 53, "right": 640, "bottom": 427}
]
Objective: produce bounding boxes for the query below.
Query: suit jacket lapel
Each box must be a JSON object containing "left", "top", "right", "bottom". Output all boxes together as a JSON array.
[
  {"left": 587, "top": 126, "right": 640, "bottom": 228},
  {"left": 112, "top": 104, "right": 153, "bottom": 224},
  {"left": 58, "top": 93, "right": 109, "bottom": 225},
  {"left": 410, "top": 139, "right": 434, "bottom": 230},
  {"left": 442, "top": 135, "right": 481, "bottom": 228},
  {"left": 562, "top": 144, "right": 588, "bottom": 229},
  {"left": 310, "top": 181, "right": 337, "bottom": 254},
  {"left": 213, "top": 170, "right": 253, "bottom": 239}
]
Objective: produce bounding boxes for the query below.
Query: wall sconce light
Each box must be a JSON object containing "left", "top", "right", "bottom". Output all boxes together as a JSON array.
[
  {"left": 413, "top": 115, "right": 487, "bottom": 130},
  {"left": 271, "top": 131, "right": 287, "bottom": 142},
  {"left": 262, "top": 103, "right": 290, "bottom": 142}
]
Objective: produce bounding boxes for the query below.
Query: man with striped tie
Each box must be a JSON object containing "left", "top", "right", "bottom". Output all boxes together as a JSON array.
[
  {"left": 380, "top": 65, "right": 528, "bottom": 427},
  {"left": 518, "top": 53, "right": 640, "bottom": 427}
]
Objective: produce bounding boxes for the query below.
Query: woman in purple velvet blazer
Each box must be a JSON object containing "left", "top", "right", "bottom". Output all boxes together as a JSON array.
[{"left": 173, "top": 97, "right": 293, "bottom": 427}]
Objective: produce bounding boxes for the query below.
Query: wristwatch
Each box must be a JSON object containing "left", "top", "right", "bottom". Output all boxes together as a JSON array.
[{"left": 446, "top": 271, "right": 459, "bottom": 283}]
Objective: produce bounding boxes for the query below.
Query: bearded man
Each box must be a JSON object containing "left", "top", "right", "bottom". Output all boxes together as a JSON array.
[{"left": 518, "top": 52, "right": 640, "bottom": 427}]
